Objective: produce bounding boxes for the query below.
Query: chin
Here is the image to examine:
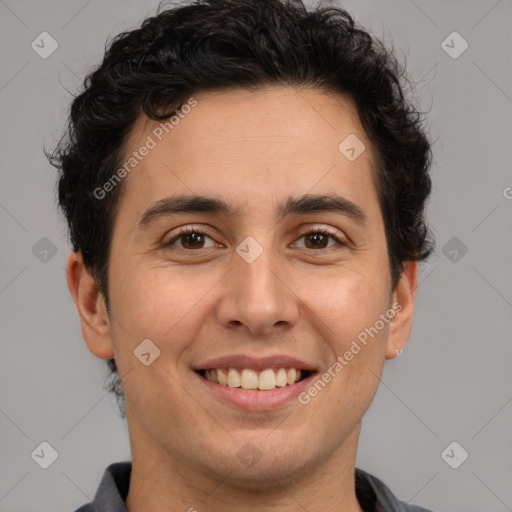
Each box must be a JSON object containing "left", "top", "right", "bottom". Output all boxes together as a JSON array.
[{"left": 221, "top": 455, "right": 313, "bottom": 493}]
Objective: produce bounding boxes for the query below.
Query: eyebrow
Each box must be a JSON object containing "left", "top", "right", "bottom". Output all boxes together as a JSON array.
[{"left": 138, "top": 193, "right": 367, "bottom": 229}]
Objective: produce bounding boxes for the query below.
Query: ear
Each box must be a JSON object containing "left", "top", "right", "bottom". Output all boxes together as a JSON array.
[
  {"left": 385, "top": 261, "right": 418, "bottom": 360},
  {"left": 66, "top": 252, "right": 114, "bottom": 360}
]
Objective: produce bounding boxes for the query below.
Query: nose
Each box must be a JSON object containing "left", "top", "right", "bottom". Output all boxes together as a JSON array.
[{"left": 215, "top": 244, "right": 300, "bottom": 337}]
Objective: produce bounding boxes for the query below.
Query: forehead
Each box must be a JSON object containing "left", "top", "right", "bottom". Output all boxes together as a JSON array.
[{"left": 117, "top": 86, "right": 379, "bottom": 223}]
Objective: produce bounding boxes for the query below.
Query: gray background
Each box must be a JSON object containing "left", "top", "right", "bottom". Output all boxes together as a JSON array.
[{"left": 1, "top": 0, "right": 511, "bottom": 510}]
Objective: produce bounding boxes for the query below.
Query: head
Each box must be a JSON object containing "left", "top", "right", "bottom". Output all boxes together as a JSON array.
[{"left": 51, "top": 0, "right": 433, "bottom": 488}]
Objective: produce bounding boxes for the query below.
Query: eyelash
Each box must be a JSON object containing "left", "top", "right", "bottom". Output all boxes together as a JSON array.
[{"left": 165, "top": 226, "right": 347, "bottom": 251}]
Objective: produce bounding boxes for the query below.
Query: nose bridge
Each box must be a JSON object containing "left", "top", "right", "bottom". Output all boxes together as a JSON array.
[{"left": 239, "top": 244, "right": 281, "bottom": 300}]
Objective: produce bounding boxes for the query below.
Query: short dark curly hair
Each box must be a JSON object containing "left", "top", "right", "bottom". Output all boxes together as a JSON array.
[{"left": 49, "top": 0, "right": 434, "bottom": 417}]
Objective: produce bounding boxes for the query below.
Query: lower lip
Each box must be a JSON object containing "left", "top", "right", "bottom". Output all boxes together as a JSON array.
[{"left": 195, "top": 371, "right": 317, "bottom": 411}]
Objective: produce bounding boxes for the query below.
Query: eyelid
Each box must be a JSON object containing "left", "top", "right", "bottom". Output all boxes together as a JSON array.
[
  {"left": 296, "top": 223, "right": 343, "bottom": 236},
  {"left": 294, "top": 224, "right": 349, "bottom": 244},
  {"left": 164, "top": 224, "right": 219, "bottom": 246}
]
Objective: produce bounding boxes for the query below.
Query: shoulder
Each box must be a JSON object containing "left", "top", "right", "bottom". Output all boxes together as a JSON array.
[
  {"left": 72, "top": 461, "right": 132, "bottom": 512},
  {"left": 355, "top": 467, "right": 434, "bottom": 512}
]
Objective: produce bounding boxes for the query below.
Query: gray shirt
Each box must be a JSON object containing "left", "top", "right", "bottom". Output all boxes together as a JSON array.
[{"left": 74, "top": 462, "right": 433, "bottom": 512}]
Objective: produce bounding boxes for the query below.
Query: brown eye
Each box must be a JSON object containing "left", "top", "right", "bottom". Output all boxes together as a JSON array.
[
  {"left": 294, "top": 229, "right": 345, "bottom": 250},
  {"left": 167, "top": 229, "right": 217, "bottom": 250},
  {"left": 179, "top": 232, "right": 206, "bottom": 249},
  {"left": 303, "top": 232, "right": 329, "bottom": 249}
]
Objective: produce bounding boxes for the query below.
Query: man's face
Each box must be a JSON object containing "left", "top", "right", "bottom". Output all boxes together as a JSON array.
[{"left": 81, "top": 86, "right": 410, "bottom": 485}]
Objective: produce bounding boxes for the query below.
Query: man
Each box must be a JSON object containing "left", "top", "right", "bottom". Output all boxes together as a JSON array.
[{"left": 50, "top": 0, "right": 434, "bottom": 510}]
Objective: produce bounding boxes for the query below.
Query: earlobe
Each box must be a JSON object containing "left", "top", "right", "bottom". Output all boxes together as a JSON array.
[
  {"left": 66, "top": 252, "right": 114, "bottom": 360},
  {"left": 385, "top": 261, "right": 418, "bottom": 360}
]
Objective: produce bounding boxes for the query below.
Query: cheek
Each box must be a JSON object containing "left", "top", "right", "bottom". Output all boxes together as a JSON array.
[
  {"left": 107, "top": 269, "right": 210, "bottom": 417},
  {"left": 109, "top": 266, "right": 216, "bottom": 363},
  {"left": 309, "top": 269, "right": 390, "bottom": 347},
  {"left": 301, "top": 278, "right": 390, "bottom": 420}
]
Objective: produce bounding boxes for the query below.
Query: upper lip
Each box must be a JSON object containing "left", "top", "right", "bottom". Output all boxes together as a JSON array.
[{"left": 194, "top": 355, "right": 317, "bottom": 372}]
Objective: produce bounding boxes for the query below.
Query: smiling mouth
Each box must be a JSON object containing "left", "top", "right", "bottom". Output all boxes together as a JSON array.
[{"left": 197, "top": 367, "right": 314, "bottom": 391}]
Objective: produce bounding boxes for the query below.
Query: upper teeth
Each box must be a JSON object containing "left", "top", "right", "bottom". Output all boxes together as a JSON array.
[{"left": 204, "top": 368, "right": 303, "bottom": 390}]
